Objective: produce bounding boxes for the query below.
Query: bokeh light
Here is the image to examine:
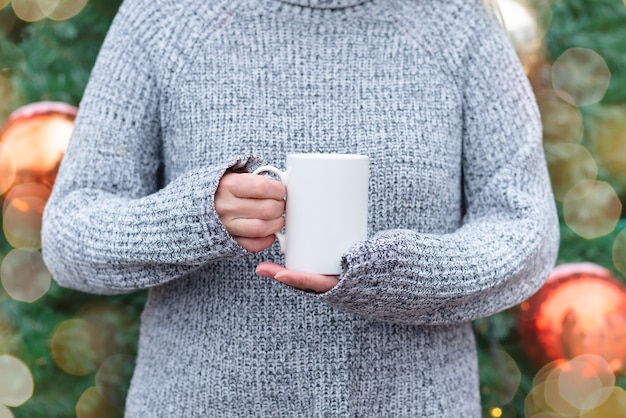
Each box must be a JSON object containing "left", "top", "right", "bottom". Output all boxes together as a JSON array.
[
  {"left": 37, "top": 0, "right": 60, "bottom": 16},
  {"left": 544, "top": 143, "right": 597, "bottom": 201},
  {"left": 489, "top": 406, "right": 503, "bottom": 417},
  {"left": 537, "top": 90, "right": 583, "bottom": 145},
  {"left": 96, "top": 354, "right": 135, "bottom": 408},
  {"left": 50, "top": 318, "right": 107, "bottom": 376},
  {"left": 0, "top": 249, "right": 51, "bottom": 303},
  {"left": 76, "top": 387, "right": 122, "bottom": 418},
  {"left": 78, "top": 303, "right": 134, "bottom": 358},
  {"left": 541, "top": 364, "right": 581, "bottom": 416},
  {"left": 579, "top": 387, "right": 626, "bottom": 418},
  {"left": 612, "top": 229, "right": 626, "bottom": 278},
  {"left": 1, "top": 183, "right": 51, "bottom": 250},
  {"left": 525, "top": 379, "right": 558, "bottom": 416},
  {"left": 0, "top": 354, "right": 34, "bottom": 407},
  {"left": 2, "top": 182, "right": 51, "bottom": 213},
  {"left": 43, "top": 0, "right": 88, "bottom": 21},
  {"left": 9, "top": 0, "right": 87, "bottom": 22},
  {"left": 587, "top": 105, "right": 626, "bottom": 188},
  {"left": 525, "top": 356, "right": 621, "bottom": 416},
  {"left": 551, "top": 47, "right": 611, "bottom": 107},
  {"left": 11, "top": 0, "right": 46, "bottom": 22},
  {"left": 0, "top": 0, "right": 10, "bottom": 11},
  {"left": 2, "top": 195, "right": 46, "bottom": 249},
  {"left": 563, "top": 180, "right": 621, "bottom": 239},
  {"left": 555, "top": 355, "right": 614, "bottom": 411},
  {"left": 0, "top": 405, "right": 13, "bottom": 418}
]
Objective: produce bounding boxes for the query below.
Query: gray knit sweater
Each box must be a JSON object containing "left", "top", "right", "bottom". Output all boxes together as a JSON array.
[{"left": 41, "top": 0, "right": 560, "bottom": 416}]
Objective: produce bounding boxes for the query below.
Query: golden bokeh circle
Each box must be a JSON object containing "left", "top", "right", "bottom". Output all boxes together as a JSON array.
[
  {"left": 544, "top": 143, "right": 597, "bottom": 201},
  {"left": 0, "top": 405, "right": 13, "bottom": 418},
  {"left": 36, "top": 0, "right": 60, "bottom": 16},
  {"left": 489, "top": 407, "right": 502, "bottom": 418},
  {"left": 532, "top": 360, "right": 566, "bottom": 388},
  {"left": 579, "top": 386, "right": 626, "bottom": 418},
  {"left": 555, "top": 363, "right": 601, "bottom": 411},
  {"left": 2, "top": 195, "right": 46, "bottom": 250},
  {"left": 0, "top": 0, "right": 10, "bottom": 11},
  {"left": 76, "top": 387, "right": 121, "bottom": 418},
  {"left": 527, "top": 354, "right": 623, "bottom": 416},
  {"left": 0, "top": 248, "right": 51, "bottom": 303},
  {"left": 563, "top": 180, "right": 621, "bottom": 239},
  {"left": 96, "top": 354, "right": 135, "bottom": 408},
  {"left": 46, "top": 0, "right": 88, "bottom": 21},
  {"left": 612, "top": 229, "right": 626, "bottom": 278},
  {"left": 587, "top": 105, "right": 626, "bottom": 188},
  {"left": 542, "top": 365, "right": 580, "bottom": 416},
  {"left": 0, "top": 355, "right": 34, "bottom": 407},
  {"left": 78, "top": 303, "right": 134, "bottom": 358},
  {"left": 552, "top": 48, "right": 611, "bottom": 107},
  {"left": 2, "top": 183, "right": 51, "bottom": 214},
  {"left": 525, "top": 381, "right": 555, "bottom": 416},
  {"left": 11, "top": 0, "right": 46, "bottom": 22},
  {"left": 50, "top": 318, "right": 107, "bottom": 376},
  {"left": 537, "top": 90, "right": 583, "bottom": 145},
  {"left": 556, "top": 355, "right": 614, "bottom": 411}
]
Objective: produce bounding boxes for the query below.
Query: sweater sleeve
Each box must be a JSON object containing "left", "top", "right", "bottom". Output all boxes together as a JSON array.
[
  {"left": 41, "top": 0, "right": 251, "bottom": 295},
  {"left": 316, "top": 9, "right": 560, "bottom": 325}
]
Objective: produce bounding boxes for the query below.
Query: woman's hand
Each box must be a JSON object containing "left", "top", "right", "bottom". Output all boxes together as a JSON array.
[
  {"left": 215, "top": 172, "right": 286, "bottom": 252},
  {"left": 256, "top": 262, "right": 339, "bottom": 293}
]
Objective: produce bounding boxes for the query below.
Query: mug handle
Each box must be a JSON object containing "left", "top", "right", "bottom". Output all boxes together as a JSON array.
[{"left": 252, "top": 165, "right": 287, "bottom": 253}]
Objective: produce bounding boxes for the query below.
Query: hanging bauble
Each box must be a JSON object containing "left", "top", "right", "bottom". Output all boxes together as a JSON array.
[
  {"left": 0, "top": 101, "right": 76, "bottom": 196},
  {"left": 518, "top": 263, "right": 626, "bottom": 372}
]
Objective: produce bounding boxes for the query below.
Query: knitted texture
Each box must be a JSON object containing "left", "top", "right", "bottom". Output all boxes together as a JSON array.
[{"left": 41, "top": 0, "right": 560, "bottom": 416}]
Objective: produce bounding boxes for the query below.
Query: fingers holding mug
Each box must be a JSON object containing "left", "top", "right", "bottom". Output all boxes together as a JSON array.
[
  {"left": 216, "top": 172, "right": 286, "bottom": 253},
  {"left": 227, "top": 217, "right": 285, "bottom": 240},
  {"left": 235, "top": 235, "right": 279, "bottom": 254}
]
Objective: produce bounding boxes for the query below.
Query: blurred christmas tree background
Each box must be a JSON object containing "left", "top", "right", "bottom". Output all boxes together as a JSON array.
[{"left": 1, "top": 0, "right": 626, "bottom": 417}]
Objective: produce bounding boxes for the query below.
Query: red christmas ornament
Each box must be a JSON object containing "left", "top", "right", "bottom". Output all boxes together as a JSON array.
[
  {"left": 0, "top": 101, "right": 77, "bottom": 196},
  {"left": 518, "top": 263, "right": 626, "bottom": 372}
]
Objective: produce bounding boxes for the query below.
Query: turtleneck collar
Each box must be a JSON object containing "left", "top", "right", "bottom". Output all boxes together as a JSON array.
[{"left": 276, "top": 0, "right": 371, "bottom": 9}]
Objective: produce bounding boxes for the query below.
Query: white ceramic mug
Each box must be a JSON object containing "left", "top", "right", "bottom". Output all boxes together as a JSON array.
[{"left": 253, "top": 153, "right": 369, "bottom": 275}]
